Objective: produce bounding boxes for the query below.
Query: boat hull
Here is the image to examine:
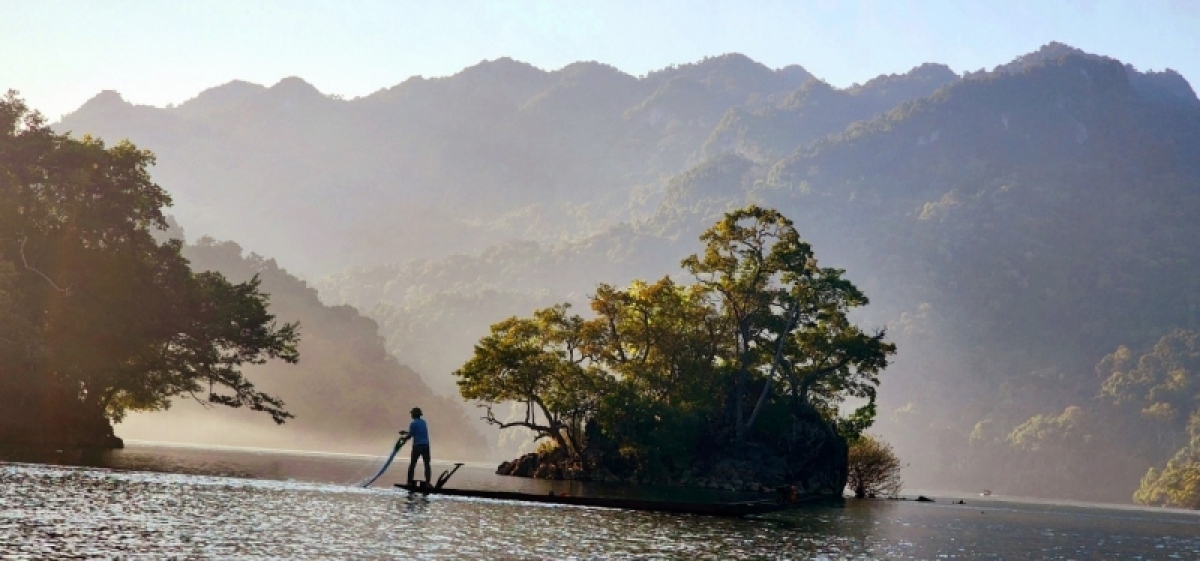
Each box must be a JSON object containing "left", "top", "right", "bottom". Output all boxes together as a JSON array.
[{"left": 393, "top": 484, "right": 789, "bottom": 517}]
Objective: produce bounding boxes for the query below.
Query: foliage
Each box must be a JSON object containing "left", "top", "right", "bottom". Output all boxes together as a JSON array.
[
  {"left": 681, "top": 206, "right": 894, "bottom": 441},
  {"left": 588, "top": 277, "right": 726, "bottom": 470},
  {"left": 456, "top": 305, "right": 612, "bottom": 455},
  {"left": 1005, "top": 406, "right": 1091, "bottom": 452},
  {"left": 1135, "top": 413, "right": 1200, "bottom": 509},
  {"left": 0, "top": 92, "right": 299, "bottom": 449},
  {"left": 1099, "top": 330, "right": 1200, "bottom": 434},
  {"left": 455, "top": 206, "right": 895, "bottom": 480},
  {"left": 66, "top": 43, "right": 1200, "bottom": 502},
  {"left": 1090, "top": 330, "right": 1200, "bottom": 507},
  {"left": 846, "top": 434, "right": 904, "bottom": 498},
  {"left": 111, "top": 237, "right": 490, "bottom": 458}
]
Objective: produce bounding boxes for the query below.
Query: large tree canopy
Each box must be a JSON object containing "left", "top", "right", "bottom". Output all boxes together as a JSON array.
[
  {"left": 681, "top": 206, "right": 893, "bottom": 441},
  {"left": 456, "top": 305, "right": 611, "bottom": 455},
  {"left": 0, "top": 92, "right": 299, "bottom": 449},
  {"left": 455, "top": 205, "right": 895, "bottom": 480}
]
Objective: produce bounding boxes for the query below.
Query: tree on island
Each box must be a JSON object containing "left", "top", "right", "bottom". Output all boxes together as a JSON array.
[
  {"left": 456, "top": 305, "right": 611, "bottom": 457},
  {"left": 456, "top": 205, "right": 895, "bottom": 490},
  {"left": 0, "top": 92, "right": 299, "bottom": 451},
  {"left": 845, "top": 434, "right": 904, "bottom": 498}
]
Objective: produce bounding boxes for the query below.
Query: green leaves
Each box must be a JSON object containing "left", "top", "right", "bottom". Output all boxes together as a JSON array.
[
  {"left": 1095, "top": 330, "right": 1200, "bottom": 507},
  {"left": 455, "top": 305, "right": 611, "bottom": 455},
  {"left": 1099, "top": 330, "right": 1200, "bottom": 431},
  {"left": 1135, "top": 413, "right": 1200, "bottom": 509},
  {"left": 0, "top": 93, "right": 301, "bottom": 443},
  {"left": 455, "top": 205, "right": 895, "bottom": 471},
  {"left": 682, "top": 204, "right": 894, "bottom": 437}
]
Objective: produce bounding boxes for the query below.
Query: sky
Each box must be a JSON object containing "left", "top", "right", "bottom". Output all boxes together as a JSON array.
[{"left": 3, "top": 0, "right": 1199, "bottom": 121}]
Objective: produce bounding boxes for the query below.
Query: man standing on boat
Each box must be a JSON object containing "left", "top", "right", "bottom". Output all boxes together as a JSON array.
[{"left": 406, "top": 407, "right": 432, "bottom": 486}]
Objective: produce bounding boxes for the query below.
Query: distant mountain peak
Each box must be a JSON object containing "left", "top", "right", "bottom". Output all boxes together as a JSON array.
[
  {"left": 268, "top": 76, "right": 323, "bottom": 97},
  {"left": 204, "top": 79, "right": 267, "bottom": 96},
  {"left": 687, "top": 53, "right": 773, "bottom": 76},
  {"left": 82, "top": 89, "right": 129, "bottom": 108},
  {"left": 777, "top": 65, "right": 815, "bottom": 88},
  {"left": 61, "top": 90, "right": 132, "bottom": 121},
  {"left": 994, "top": 41, "right": 1198, "bottom": 106},
  {"left": 704, "top": 52, "right": 759, "bottom": 65},
  {"left": 556, "top": 60, "right": 628, "bottom": 78},
  {"left": 994, "top": 42, "right": 1101, "bottom": 75},
  {"left": 847, "top": 63, "right": 959, "bottom": 98},
  {"left": 177, "top": 80, "right": 268, "bottom": 112},
  {"left": 908, "top": 63, "right": 958, "bottom": 81},
  {"left": 1032, "top": 41, "right": 1087, "bottom": 58},
  {"left": 456, "top": 57, "right": 548, "bottom": 81}
]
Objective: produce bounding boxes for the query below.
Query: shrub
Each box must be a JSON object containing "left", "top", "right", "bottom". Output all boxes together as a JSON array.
[{"left": 846, "top": 434, "right": 903, "bottom": 498}]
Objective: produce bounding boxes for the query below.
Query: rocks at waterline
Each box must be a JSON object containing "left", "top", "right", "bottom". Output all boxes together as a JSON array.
[{"left": 494, "top": 437, "right": 848, "bottom": 496}]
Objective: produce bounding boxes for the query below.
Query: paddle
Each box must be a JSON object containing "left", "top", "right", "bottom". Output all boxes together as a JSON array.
[{"left": 361, "top": 431, "right": 410, "bottom": 488}]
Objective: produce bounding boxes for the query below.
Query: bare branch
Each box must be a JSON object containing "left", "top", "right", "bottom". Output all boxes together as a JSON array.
[
  {"left": 481, "top": 403, "right": 555, "bottom": 435},
  {"left": 19, "top": 237, "right": 71, "bottom": 295},
  {"left": 188, "top": 390, "right": 213, "bottom": 409}
]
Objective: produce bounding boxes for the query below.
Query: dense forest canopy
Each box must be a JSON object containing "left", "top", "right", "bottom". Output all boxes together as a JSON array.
[
  {"left": 455, "top": 207, "right": 893, "bottom": 488},
  {"left": 48, "top": 42, "right": 1200, "bottom": 505},
  {"left": 0, "top": 92, "right": 298, "bottom": 451},
  {"left": 0, "top": 92, "right": 488, "bottom": 458}
]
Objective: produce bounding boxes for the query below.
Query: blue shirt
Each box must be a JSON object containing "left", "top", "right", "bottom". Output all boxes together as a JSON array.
[{"left": 408, "top": 418, "right": 429, "bottom": 445}]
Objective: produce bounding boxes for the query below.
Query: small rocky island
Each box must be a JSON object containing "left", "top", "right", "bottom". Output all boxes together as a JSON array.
[
  {"left": 457, "top": 207, "right": 895, "bottom": 498},
  {"left": 495, "top": 409, "right": 849, "bottom": 495}
]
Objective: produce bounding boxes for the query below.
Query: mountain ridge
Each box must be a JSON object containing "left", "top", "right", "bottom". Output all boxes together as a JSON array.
[{"left": 49, "top": 43, "right": 1200, "bottom": 498}]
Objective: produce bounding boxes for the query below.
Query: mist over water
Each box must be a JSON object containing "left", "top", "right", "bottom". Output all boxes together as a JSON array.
[
  {"left": 3, "top": 445, "right": 1199, "bottom": 558},
  {"left": 30, "top": 41, "right": 1200, "bottom": 507}
]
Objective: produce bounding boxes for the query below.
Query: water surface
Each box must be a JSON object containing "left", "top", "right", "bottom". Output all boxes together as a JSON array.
[{"left": 1, "top": 443, "right": 1198, "bottom": 558}]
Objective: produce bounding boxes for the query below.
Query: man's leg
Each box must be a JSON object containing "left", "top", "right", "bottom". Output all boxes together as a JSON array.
[
  {"left": 407, "top": 446, "right": 419, "bottom": 485},
  {"left": 421, "top": 446, "right": 432, "bottom": 483}
]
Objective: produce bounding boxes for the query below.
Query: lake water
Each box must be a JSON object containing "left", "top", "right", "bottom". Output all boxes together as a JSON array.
[{"left": 2, "top": 442, "right": 1199, "bottom": 558}]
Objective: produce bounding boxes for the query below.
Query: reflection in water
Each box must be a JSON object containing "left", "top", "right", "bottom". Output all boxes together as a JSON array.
[
  {"left": 2, "top": 444, "right": 1199, "bottom": 558},
  {"left": 401, "top": 492, "right": 431, "bottom": 515}
]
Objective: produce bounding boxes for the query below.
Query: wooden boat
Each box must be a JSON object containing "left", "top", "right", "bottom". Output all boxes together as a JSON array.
[{"left": 394, "top": 483, "right": 790, "bottom": 517}]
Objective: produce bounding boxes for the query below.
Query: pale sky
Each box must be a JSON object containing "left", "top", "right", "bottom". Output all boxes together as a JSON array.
[{"left": 3, "top": 0, "right": 1198, "bottom": 121}]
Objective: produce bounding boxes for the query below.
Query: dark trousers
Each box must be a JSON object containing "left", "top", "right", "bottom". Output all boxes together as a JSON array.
[{"left": 408, "top": 443, "right": 431, "bottom": 484}]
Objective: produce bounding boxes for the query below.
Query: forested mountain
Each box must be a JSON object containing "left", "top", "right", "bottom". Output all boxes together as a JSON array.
[
  {"left": 52, "top": 43, "right": 1200, "bottom": 504},
  {"left": 117, "top": 236, "right": 489, "bottom": 460},
  {"left": 55, "top": 54, "right": 943, "bottom": 276}
]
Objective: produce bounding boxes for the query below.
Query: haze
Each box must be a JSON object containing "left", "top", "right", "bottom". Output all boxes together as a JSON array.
[
  {"left": 5, "top": 0, "right": 1198, "bottom": 120},
  {"left": 5, "top": 1, "right": 1200, "bottom": 507}
]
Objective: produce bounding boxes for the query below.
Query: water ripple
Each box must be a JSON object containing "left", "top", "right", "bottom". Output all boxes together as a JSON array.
[{"left": 3, "top": 461, "right": 1199, "bottom": 559}]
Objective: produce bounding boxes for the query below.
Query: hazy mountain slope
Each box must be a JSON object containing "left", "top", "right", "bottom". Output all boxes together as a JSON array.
[
  {"left": 54, "top": 43, "right": 1200, "bottom": 501},
  {"left": 702, "top": 63, "right": 958, "bottom": 162},
  {"left": 319, "top": 45, "right": 1200, "bottom": 501},
  {"left": 754, "top": 50, "right": 1200, "bottom": 498},
  {"left": 54, "top": 55, "right": 818, "bottom": 276},
  {"left": 118, "top": 238, "right": 489, "bottom": 460}
]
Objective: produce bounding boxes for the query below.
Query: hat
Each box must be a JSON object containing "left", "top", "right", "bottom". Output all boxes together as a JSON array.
[{"left": 410, "top": 407, "right": 423, "bottom": 416}]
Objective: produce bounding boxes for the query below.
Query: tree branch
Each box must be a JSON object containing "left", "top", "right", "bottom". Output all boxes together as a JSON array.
[
  {"left": 799, "top": 355, "right": 855, "bottom": 402},
  {"left": 745, "top": 302, "right": 802, "bottom": 430},
  {"left": 19, "top": 236, "right": 71, "bottom": 295},
  {"left": 481, "top": 403, "right": 556, "bottom": 437}
]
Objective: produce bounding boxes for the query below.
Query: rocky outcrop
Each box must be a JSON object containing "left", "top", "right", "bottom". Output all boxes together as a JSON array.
[
  {"left": 495, "top": 411, "right": 849, "bottom": 496},
  {"left": 495, "top": 449, "right": 589, "bottom": 480},
  {"left": 0, "top": 382, "right": 124, "bottom": 453}
]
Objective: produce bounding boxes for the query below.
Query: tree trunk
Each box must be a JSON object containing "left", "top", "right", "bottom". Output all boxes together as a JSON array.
[{"left": 745, "top": 304, "right": 801, "bottom": 431}]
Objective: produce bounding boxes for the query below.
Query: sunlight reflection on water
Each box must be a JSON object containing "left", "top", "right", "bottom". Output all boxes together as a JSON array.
[{"left": 2, "top": 447, "right": 1200, "bottom": 558}]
